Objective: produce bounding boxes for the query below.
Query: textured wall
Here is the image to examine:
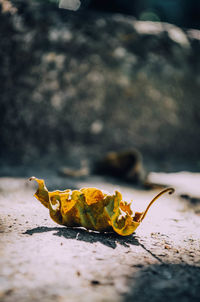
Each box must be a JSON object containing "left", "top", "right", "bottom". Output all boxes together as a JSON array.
[{"left": 0, "top": 1, "right": 200, "bottom": 168}]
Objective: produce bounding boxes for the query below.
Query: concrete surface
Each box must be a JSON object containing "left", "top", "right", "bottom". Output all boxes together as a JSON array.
[{"left": 0, "top": 175, "right": 200, "bottom": 302}]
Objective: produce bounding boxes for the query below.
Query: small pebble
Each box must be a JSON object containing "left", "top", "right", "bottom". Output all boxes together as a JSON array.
[{"left": 91, "top": 280, "right": 100, "bottom": 285}]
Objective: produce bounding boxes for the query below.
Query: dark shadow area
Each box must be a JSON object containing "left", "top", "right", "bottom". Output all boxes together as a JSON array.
[
  {"left": 24, "top": 226, "right": 166, "bottom": 264},
  {"left": 123, "top": 263, "right": 200, "bottom": 302},
  {"left": 138, "top": 241, "right": 164, "bottom": 264},
  {"left": 24, "top": 226, "right": 140, "bottom": 249}
]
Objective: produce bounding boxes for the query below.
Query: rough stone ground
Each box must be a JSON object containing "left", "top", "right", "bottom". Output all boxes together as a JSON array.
[{"left": 0, "top": 173, "right": 200, "bottom": 302}]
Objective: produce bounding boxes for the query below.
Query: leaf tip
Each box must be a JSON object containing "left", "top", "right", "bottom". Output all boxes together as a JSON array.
[{"left": 168, "top": 187, "right": 175, "bottom": 195}]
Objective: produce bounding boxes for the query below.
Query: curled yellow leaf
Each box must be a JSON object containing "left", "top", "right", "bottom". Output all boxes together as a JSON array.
[{"left": 29, "top": 176, "right": 174, "bottom": 236}]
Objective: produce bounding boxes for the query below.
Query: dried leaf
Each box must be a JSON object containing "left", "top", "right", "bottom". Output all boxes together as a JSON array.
[{"left": 29, "top": 177, "right": 174, "bottom": 236}]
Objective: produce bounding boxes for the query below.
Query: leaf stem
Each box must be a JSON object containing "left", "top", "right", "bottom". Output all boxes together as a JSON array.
[{"left": 140, "top": 187, "right": 175, "bottom": 222}]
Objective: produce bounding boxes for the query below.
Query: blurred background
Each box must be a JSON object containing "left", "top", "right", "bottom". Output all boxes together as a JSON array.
[{"left": 0, "top": 0, "right": 200, "bottom": 177}]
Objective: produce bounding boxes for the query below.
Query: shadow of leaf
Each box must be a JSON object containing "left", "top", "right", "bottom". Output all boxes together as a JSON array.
[
  {"left": 24, "top": 226, "right": 140, "bottom": 249},
  {"left": 123, "top": 264, "right": 200, "bottom": 302}
]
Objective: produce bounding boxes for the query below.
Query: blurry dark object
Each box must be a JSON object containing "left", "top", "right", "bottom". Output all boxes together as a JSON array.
[
  {"left": 95, "top": 149, "right": 147, "bottom": 184},
  {"left": 181, "top": 194, "right": 200, "bottom": 204},
  {"left": 95, "top": 150, "right": 175, "bottom": 189},
  {"left": 59, "top": 160, "right": 89, "bottom": 178}
]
